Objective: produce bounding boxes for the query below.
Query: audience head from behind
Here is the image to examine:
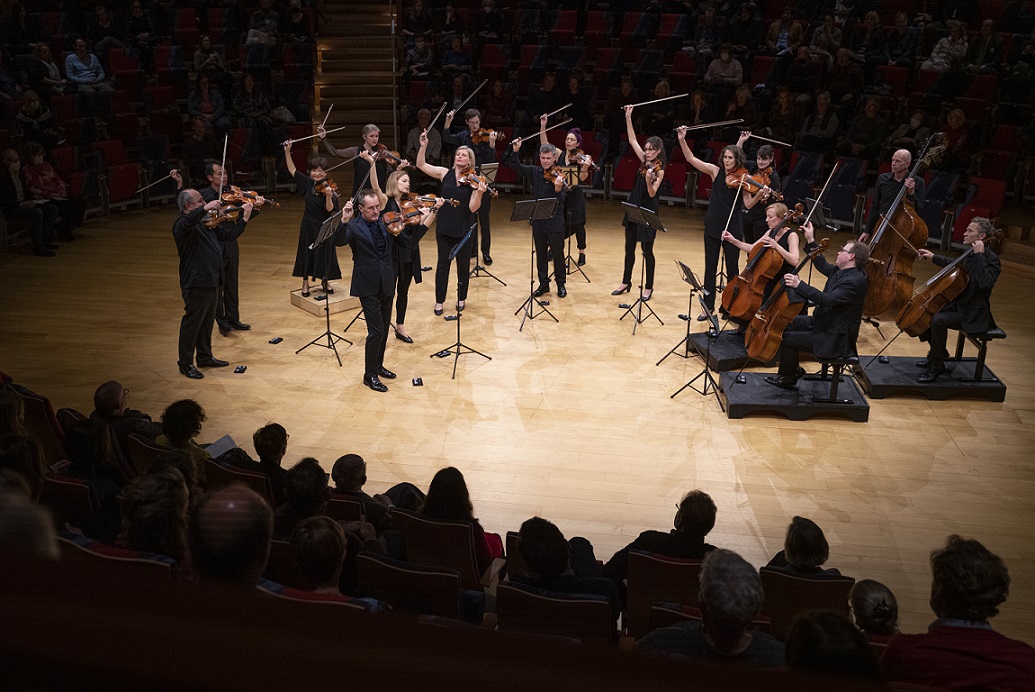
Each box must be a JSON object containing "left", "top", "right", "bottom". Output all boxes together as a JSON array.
[
  {"left": 62, "top": 418, "right": 116, "bottom": 472},
  {"left": 0, "top": 386, "right": 27, "bottom": 437},
  {"left": 189, "top": 484, "right": 273, "bottom": 587},
  {"left": 674, "top": 489, "right": 717, "bottom": 538},
  {"left": 850, "top": 579, "right": 899, "bottom": 638},
  {"left": 421, "top": 466, "right": 475, "bottom": 523},
  {"left": 785, "top": 611, "right": 881, "bottom": 681},
  {"left": 330, "top": 453, "right": 365, "bottom": 493},
  {"left": 0, "top": 488, "right": 59, "bottom": 560},
  {"left": 517, "top": 516, "right": 570, "bottom": 578},
  {"left": 930, "top": 534, "right": 1009, "bottom": 623},
  {"left": 0, "top": 434, "right": 46, "bottom": 501},
  {"left": 291, "top": 515, "right": 347, "bottom": 593},
  {"left": 147, "top": 450, "right": 202, "bottom": 508},
  {"left": 252, "top": 423, "right": 288, "bottom": 468},
  {"left": 698, "top": 549, "right": 768, "bottom": 655},
  {"left": 121, "top": 467, "right": 190, "bottom": 562},
  {"left": 161, "top": 399, "right": 205, "bottom": 446},
  {"left": 92, "top": 380, "right": 129, "bottom": 421},
  {"left": 284, "top": 457, "right": 328, "bottom": 517},
  {"left": 784, "top": 516, "right": 830, "bottom": 571}
]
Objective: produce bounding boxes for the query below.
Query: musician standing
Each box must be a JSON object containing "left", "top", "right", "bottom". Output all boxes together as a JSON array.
[
  {"left": 914, "top": 217, "right": 1001, "bottom": 383},
  {"left": 862, "top": 149, "right": 926, "bottom": 241},
  {"left": 319, "top": 123, "right": 409, "bottom": 196},
  {"left": 442, "top": 108, "right": 497, "bottom": 265},
  {"left": 764, "top": 221, "right": 869, "bottom": 390},
  {"left": 541, "top": 116, "right": 593, "bottom": 266},
  {"left": 503, "top": 137, "right": 568, "bottom": 298},
  {"left": 736, "top": 132, "right": 782, "bottom": 244},
  {"left": 284, "top": 139, "right": 339, "bottom": 297}
]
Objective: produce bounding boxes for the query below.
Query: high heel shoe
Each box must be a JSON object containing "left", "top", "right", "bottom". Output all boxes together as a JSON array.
[
  {"left": 611, "top": 284, "right": 630, "bottom": 295},
  {"left": 641, "top": 288, "right": 653, "bottom": 301},
  {"left": 301, "top": 289, "right": 311, "bottom": 298},
  {"left": 456, "top": 301, "right": 465, "bottom": 312},
  {"left": 578, "top": 252, "right": 586, "bottom": 266},
  {"left": 434, "top": 304, "right": 443, "bottom": 316},
  {"left": 394, "top": 329, "right": 413, "bottom": 344}
]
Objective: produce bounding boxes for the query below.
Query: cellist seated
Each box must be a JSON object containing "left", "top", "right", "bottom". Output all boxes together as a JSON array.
[
  {"left": 764, "top": 222, "right": 870, "bottom": 390},
  {"left": 913, "top": 217, "right": 1001, "bottom": 383}
]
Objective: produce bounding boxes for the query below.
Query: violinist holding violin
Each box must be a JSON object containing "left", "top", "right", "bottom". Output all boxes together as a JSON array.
[
  {"left": 913, "top": 217, "right": 1001, "bottom": 383},
  {"left": 503, "top": 135, "right": 568, "bottom": 298},
  {"left": 443, "top": 108, "right": 497, "bottom": 265},
  {"left": 284, "top": 138, "right": 340, "bottom": 297},
  {"left": 736, "top": 132, "right": 782, "bottom": 244},
  {"left": 318, "top": 123, "right": 410, "bottom": 197},
  {"left": 417, "top": 128, "right": 486, "bottom": 315},
  {"left": 540, "top": 114, "right": 593, "bottom": 266}
]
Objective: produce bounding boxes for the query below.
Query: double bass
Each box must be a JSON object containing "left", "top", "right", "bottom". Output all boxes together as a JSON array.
[
  {"left": 721, "top": 203, "right": 803, "bottom": 321},
  {"left": 744, "top": 239, "right": 831, "bottom": 362},
  {"left": 863, "top": 133, "right": 946, "bottom": 320}
]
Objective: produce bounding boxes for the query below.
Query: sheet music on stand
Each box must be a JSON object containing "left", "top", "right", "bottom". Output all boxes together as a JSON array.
[
  {"left": 310, "top": 212, "right": 342, "bottom": 250},
  {"left": 477, "top": 163, "right": 498, "bottom": 184},
  {"left": 620, "top": 202, "right": 667, "bottom": 233},
  {"left": 558, "top": 166, "right": 581, "bottom": 188}
]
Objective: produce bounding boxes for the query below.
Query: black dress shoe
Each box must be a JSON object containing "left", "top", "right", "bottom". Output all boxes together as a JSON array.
[
  {"left": 482, "top": 252, "right": 493, "bottom": 265},
  {"left": 917, "top": 362, "right": 946, "bottom": 383},
  {"left": 197, "top": 358, "right": 230, "bottom": 367},
  {"left": 764, "top": 374, "right": 799, "bottom": 390},
  {"left": 557, "top": 284, "right": 567, "bottom": 298},
  {"left": 218, "top": 325, "right": 231, "bottom": 336},
  {"left": 230, "top": 321, "right": 251, "bottom": 330},
  {"left": 533, "top": 284, "right": 550, "bottom": 297},
  {"left": 363, "top": 374, "right": 388, "bottom": 392},
  {"left": 178, "top": 364, "right": 204, "bottom": 379},
  {"left": 301, "top": 291, "right": 311, "bottom": 297},
  {"left": 578, "top": 252, "right": 586, "bottom": 266},
  {"left": 697, "top": 314, "right": 710, "bottom": 321},
  {"left": 325, "top": 288, "right": 334, "bottom": 294},
  {"left": 377, "top": 366, "right": 397, "bottom": 379},
  {"left": 394, "top": 330, "right": 413, "bottom": 343},
  {"left": 915, "top": 358, "right": 930, "bottom": 368},
  {"left": 641, "top": 289, "right": 653, "bottom": 301},
  {"left": 611, "top": 284, "right": 630, "bottom": 295}
]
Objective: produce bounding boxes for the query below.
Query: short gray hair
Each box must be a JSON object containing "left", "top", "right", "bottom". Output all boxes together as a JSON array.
[
  {"left": 699, "top": 549, "right": 764, "bottom": 626},
  {"left": 539, "top": 143, "right": 559, "bottom": 156},
  {"left": 970, "top": 216, "right": 993, "bottom": 238},
  {"left": 177, "top": 189, "right": 197, "bottom": 212}
]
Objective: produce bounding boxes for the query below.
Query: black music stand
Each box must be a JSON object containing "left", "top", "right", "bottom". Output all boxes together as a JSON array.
[
  {"left": 671, "top": 303, "right": 724, "bottom": 411},
  {"left": 511, "top": 197, "right": 559, "bottom": 331},
  {"left": 657, "top": 260, "right": 709, "bottom": 366},
  {"left": 560, "top": 165, "right": 589, "bottom": 284},
  {"left": 468, "top": 163, "right": 506, "bottom": 286},
  {"left": 431, "top": 229, "right": 491, "bottom": 378},
  {"left": 296, "top": 213, "right": 353, "bottom": 365},
  {"left": 618, "top": 202, "right": 665, "bottom": 335}
]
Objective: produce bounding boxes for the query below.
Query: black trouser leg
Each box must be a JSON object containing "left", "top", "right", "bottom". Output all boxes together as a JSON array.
[
  {"left": 216, "top": 250, "right": 240, "bottom": 330},
  {"left": 547, "top": 229, "right": 565, "bottom": 285},
  {"left": 179, "top": 286, "right": 218, "bottom": 366},
  {"left": 621, "top": 224, "right": 637, "bottom": 284},
  {"left": 778, "top": 316, "right": 815, "bottom": 376},
  {"left": 395, "top": 261, "right": 413, "bottom": 324},
  {"left": 478, "top": 196, "right": 491, "bottom": 254},
  {"left": 454, "top": 239, "right": 471, "bottom": 301},
  {"left": 702, "top": 233, "right": 721, "bottom": 310},
  {"left": 360, "top": 291, "right": 392, "bottom": 375},
  {"left": 928, "top": 310, "right": 961, "bottom": 363},
  {"left": 533, "top": 227, "right": 550, "bottom": 284},
  {"left": 434, "top": 233, "right": 454, "bottom": 304},
  {"left": 572, "top": 223, "right": 587, "bottom": 250},
  {"left": 642, "top": 239, "right": 655, "bottom": 289}
]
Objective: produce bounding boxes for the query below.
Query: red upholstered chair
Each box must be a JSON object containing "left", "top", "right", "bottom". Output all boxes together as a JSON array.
[
  {"left": 355, "top": 551, "right": 464, "bottom": 619},
  {"left": 126, "top": 433, "right": 167, "bottom": 476},
  {"left": 625, "top": 550, "right": 703, "bottom": 639},
  {"left": 57, "top": 533, "right": 176, "bottom": 585},
  {"left": 324, "top": 496, "right": 363, "bottom": 522},
  {"left": 41, "top": 474, "right": 98, "bottom": 528},
  {"left": 389, "top": 508, "right": 504, "bottom": 591},
  {"left": 758, "top": 566, "right": 855, "bottom": 641},
  {"left": 12, "top": 384, "right": 65, "bottom": 467},
  {"left": 647, "top": 603, "right": 772, "bottom": 635},
  {"left": 262, "top": 539, "right": 308, "bottom": 590},
  {"left": 496, "top": 582, "right": 617, "bottom": 648},
  {"left": 205, "top": 458, "right": 276, "bottom": 507}
]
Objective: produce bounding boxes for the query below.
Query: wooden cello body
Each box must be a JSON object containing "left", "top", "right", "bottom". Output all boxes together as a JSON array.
[
  {"left": 722, "top": 205, "right": 803, "bottom": 321},
  {"left": 895, "top": 248, "right": 972, "bottom": 337}
]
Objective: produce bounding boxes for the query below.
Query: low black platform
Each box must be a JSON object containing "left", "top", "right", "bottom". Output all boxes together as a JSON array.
[
  {"left": 687, "top": 329, "right": 776, "bottom": 372},
  {"left": 853, "top": 356, "right": 1007, "bottom": 402},
  {"left": 718, "top": 372, "right": 870, "bottom": 422}
]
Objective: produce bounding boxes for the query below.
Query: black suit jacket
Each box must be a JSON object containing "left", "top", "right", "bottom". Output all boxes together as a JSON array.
[
  {"left": 172, "top": 207, "right": 245, "bottom": 288},
  {"left": 336, "top": 216, "right": 415, "bottom": 297},
  {"left": 935, "top": 248, "right": 1000, "bottom": 334},
  {"left": 200, "top": 185, "right": 258, "bottom": 261},
  {"left": 794, "top": 245, "right": 868, "bottom": 360},
  {"left": 0, "top": 167, "right": 32, "bottom": 214}
]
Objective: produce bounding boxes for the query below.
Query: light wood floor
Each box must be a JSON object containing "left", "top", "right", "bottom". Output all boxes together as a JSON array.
[{"left": 2, "top": 195, "right": 1034, "bottom": 643}]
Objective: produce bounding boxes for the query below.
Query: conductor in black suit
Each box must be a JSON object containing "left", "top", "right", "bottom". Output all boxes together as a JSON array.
[
  {"left": 766, "top": 221, "right": 870, "bottom": 389},
  {"left": 336, "top": 191, "right": 425, "bottom": 393},
  {"left": 172, "top": 189, "right": 253, "bottom": 379}
]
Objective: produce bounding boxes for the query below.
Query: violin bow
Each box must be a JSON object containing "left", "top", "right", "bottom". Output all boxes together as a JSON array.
[
  {"left": 426, "top": 102, "right": 447, "bottom": 132},
  {"left": 320, "top": 103, "right": 333, "bottom": 128},
  {"left": 134, "top": 169, "right": 178, "bottom": 194},
  {"left": 673, "top": 119, "right": 744, "bottom": 132},
  {"left": 450, "top": 78, "right": 488, "bottom": 118},
  {"left": 627, "top": 92, "right": 690, "bottom": 110},
  {"left": 513, "top": 118, "right": 573, "bottom": 145},
  {"left": 742, "top": 131, "right": 792, "bottom": 147},
  {"left": 219, "top": 134, "right": 228, "bottom": 197},
  {"left": 716, "top": 175, "right": 748, "bottom": 294},
  {"left": 280, "top": 125, "right": 347, "bottom": 147},
  {"left": 802, "top": 160, "right": 840, "bottom": 228},
  {"left": 543, "top": 103, "right": 571, "bottom": 119}
]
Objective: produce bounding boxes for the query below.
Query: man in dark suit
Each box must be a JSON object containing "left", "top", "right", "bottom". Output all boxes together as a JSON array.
[
  {"left": 766, "top": 220, "right": 869, "bottom": 389},
  {"left": 914, "top": 217, "right": 1001, "bottom": 382},
  {"left": 172, "top": 189, "right": 252, "bottom": 379},
  {"left": 335, "top": 191, "right": 423, "bottom": 392}
]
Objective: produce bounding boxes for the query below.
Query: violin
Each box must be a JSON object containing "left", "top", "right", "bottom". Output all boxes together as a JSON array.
[
  {"left": 400, "top": 193, "right": 460, "bottom": 208},
  {"left": 456, "top": 166, "right": 499, "bottom": 197},
  {"left": 315, "top": 179, "right": 339, "bottom": 197},
  {"left": 383, "top": 208, "right": 426, "bottom": 235},
  {"left": 543, "top": 164, "right": 571, "bottom": 191},
  {"left": 726, "top": 166, "right": 783, "bottom": 199},
  {"left": 201, "top": 205, "right": 242, "bottom": 228},
  {"left": 374, "top": 144, "right": 404, "bottom": 165},
  {"left": 569, "top": 148, "right": 599, "bottom": 171},
  {"left": 471, "top": 128, "right": 497, "bottom": 145},
  {"left": 638, "top": 159, "right": 663, "bottom": 178},
  {"left": 220, "top": 185, "right": 280, "bottom": 208}
]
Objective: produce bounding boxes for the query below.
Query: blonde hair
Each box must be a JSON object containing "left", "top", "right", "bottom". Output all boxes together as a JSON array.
[
  {"left": 386, "top": 169, "right": 410, "bottom": 199},
  {"left": 454, "top": 145, "right": 476, "bottom": 168}
]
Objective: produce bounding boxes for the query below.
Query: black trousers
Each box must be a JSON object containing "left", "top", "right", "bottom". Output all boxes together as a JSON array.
[
  {"left": 178, "top": 286, "right": 218, "bottom": 367},
  {"left": 703, "top": 233, "right": 740, "bottom": 311},
  {"left": 215, "top": 249, "right": 240, "bottom": 331},
  {"left": 470, "top": 195, "right": 491, "bottom": 254},
  {"left": 4, "top": 204, "right": 56, "bottom": 253},
  {"left": 435, "top": 233, "right": 471, "bottom": 303},
  {"left": 359, "top": 290, "right": 393, "bottom": 376},
  {"left": 778, "top": 315, "right": 816, "bottom": 376},
  {"left": 534, "top": 226, "right": 565, "bottom": 285},
  {"left": 566, "top": 223, "right": 587, "bottom": 250},
  {"left": 395, "top": 260, "right": 414, "bottom": 324},
  {"left": 621, "top": 224, "right": 655, "bottom": 289},
  {"left": 922, "top": 309, "right": 963, "bottom": 363}
]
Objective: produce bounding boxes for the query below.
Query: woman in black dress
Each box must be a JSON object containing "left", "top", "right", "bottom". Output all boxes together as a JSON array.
[
  {"left": 540, "top": 118, "right": 594, "bottom": 266},
  {"left": 722, "top": 201, "right": 800, "bottom": 301},
  {"left": 416, "top": 130, "right": 487, "bottom": 315},
  {"left": 284, "top": 138, "right": 344, "bottom": 297},
  {"left": 319, "top": 123, "right": 409, "bottom": 196},
  {"left": 613, "top": 104, "right": 664, "bottom": 301}
]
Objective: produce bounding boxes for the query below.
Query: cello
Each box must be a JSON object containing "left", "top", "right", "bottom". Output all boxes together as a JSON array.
[
  {"left": 862, "top": 133, "right": 946, "bottom": 320},
  {"left": 744, "top": 238, "right": 831, "bottom": 362},
  {"left": 721, "top": 203, "right": 803, "bottom": 321}
]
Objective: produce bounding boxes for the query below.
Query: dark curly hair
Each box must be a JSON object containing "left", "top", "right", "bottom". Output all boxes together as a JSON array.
[
  {"left": 930, "top": 534, "right": 1010, "bottom": 621},
  {"left": 160, "top": 399, "right": 206, "bottom": 445}
]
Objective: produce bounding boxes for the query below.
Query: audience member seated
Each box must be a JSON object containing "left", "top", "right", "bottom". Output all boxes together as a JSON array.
[
  {"left": 0, "top": 387, "right": 29, "bottom": 437},
  {"left": 419, "top": 466, "right": 502, "bottom": 574},
  {"left": 147, "top": 449, "right": 203, "bottom": 510},
  {"left": 476, "top": 0, "right": 504, "bottom": 45},
  {"left": 401, "top": 0, "right": 434, "bottom": 44},
  {"left": 246, "top": 0, "right": 280, "bottom": 46},
  {"left": 439, "top": 34, "right": 472, "bottom": 79},
  {"left": 26, "top": 44, "right": 71, "bottom": 104},
  {"left": 603, "top": 77, "right": 637, "bottom": 160},
  {"left": 439, "top": 2, "right": 466, "bottom": 47},
  {"left": 1016, "top": 26, "right": 1035, "bottom": 70},
  {"left": 282, "top": 0, "right": 312, "bottom": 48},
  {"left": 194, "top": 35, "right": 234, "bottom": 99},
  {"left": 636, "top": 549, "right": 785, "bottom": 666},
  {"left": 222, "top": 423, "right": 288, "bottom": 505},
  {"left": 181, "top": 117, "right": 220, "bottom": 186},
  {"left": 601, "top": 489, "right": 718, "bottom": 603},
  {"left": 290, "top": 515, "right": 351, "bottom": 594},
  {"left": 965, "top": 19, "right": 1005, "bottom": 74},
  {"left": 763, "top": 8, "right": 804, "bottom": 57},
  {"left": 120, "top": 467, "right": 191, "bottom": 569},
  {"left": 125, "top": 0, "right": 157, "bottom": 76},
  {"left": 724, "top": 5, "right": 762, "bottom": 62},
  {"left": 0, "top": 434, "right": 45, "bottom": 501},
  {"left": 329, "top": 453, "right": 392, "bottom": 532},
  {"left": 885, "top": 109, "right": 932, "bottom": 158},
  {"left": 683, "top": 5, "right": 722, "bottom": 63},
  {"left": 0, "top": 53, "right": 21, "bottom": 102},
  {"left": 937, "top": 107, "right": 970, "bottom": 173},
  {"left": 89, "top": 380, "right": 163, "bottom": 460},
  {"left": 0, "top": 147, "right": 60, "bottom": 257},
  {"left": 839, "top": 96, "right": 886, "bottom": 163},
  {"left": 406, "top": 108, "right": 441, "bottom": 165},
  {"left": 0, "top": 483, "right": 59, "bottom": 559},
  {"left": 273, "top": 457, "right": 326, "bottom": 539},
  {"left": 15, "top": 91, "right": 62, "bottom": 151},
  {"left": 23, "top": 142, "right": 86, "bottom": 242},
  {"left": 724, "top": 85, "right": 759, "bottom": 139},
  {"left": 784, "top": 612, "right": 882, "bottom": 681},
  {"left": 703, "top": 44, "right": 744, "bottom": 99},
  {"left": 824, "top": 48, "right": 864, "bottom": 110},
  {"left": 881, "top": 535, "right": 1035, "bottom": 689},
  {"left": 810, "top": 14, "right": 843, "bottom": 64},
  {"left": 405, "top": 35, "right": 435, "bottom": 79},
  {"left": 766, "top": 516, "right": 843, "bottom": 577},
  {"left": 884, "top": 12, "right": 918, "bottom": 68},
  {"left": 0, "top": 2, "right": 42, "bottom": 59},
  {"left": 62, "top": 418, "right": 128, "bottom": 541},
  {"left": 87, "top": 5, "right": 125, "bottom": 66},
  {"left": 156, "top": 399, "right": 211, "bottom": 486},
  {"left": 189, "top": 484, "right": 273, "bottom": 588},
  {"left": 643, "top": 79, "right": 677, "bottom": 138},
  {"left": 921, "top": 20, "right": 968, "bottom": 71},
  {"left": 65, "top": 37, "right": 115, "bottom": 112},
  {"left": 523, "top": 72, "right": 565, "bottom": 130},
  {"left": 848, "top": 10, "right": 886, "bottom": 80},
  {"left": 232, "top": 72, "right": 273, "bottom": 154},
  {"left": 565, "top": 74, "right": 593, "bottom": 131},
  {"left": 188, "top": 75, "right": 232, "bottom": 140},
  {"left": 767, "top": 87, "right": 803, "bottom": 144},
  {"left": 849, "top": 579, "right": 899, "bottom": 640},
  {"left": 797, "top": 92, "right": 839, "bottom": 154},
  {"left": 783, "top": 46, "right": 820, "bottom": 105}
]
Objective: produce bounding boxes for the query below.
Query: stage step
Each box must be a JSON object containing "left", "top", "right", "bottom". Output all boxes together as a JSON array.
[{"left": 291, "top": 285, "right": 360, "bottom": 317}]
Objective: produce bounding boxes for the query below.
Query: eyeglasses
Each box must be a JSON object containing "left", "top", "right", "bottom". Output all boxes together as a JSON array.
[
  {"left": 121, "top": 389, "right": 129, "bottom": 399},
  {"left": 838, "top": 247, "right": 855, "bottom": 254}
]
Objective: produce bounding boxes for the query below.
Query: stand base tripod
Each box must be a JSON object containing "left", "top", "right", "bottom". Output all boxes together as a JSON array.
[
  {"left": 430, "top": 311, "right": 491, "bottom": 379},
  {"left": 295, "top": 278, "right": 353, "bottom": 366}
]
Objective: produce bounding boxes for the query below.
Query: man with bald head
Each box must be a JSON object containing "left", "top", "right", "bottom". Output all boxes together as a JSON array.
[
  {"left": 189, "top": 484, "right": 273, "bottom": 587},
  {"left": 862, "top": 148, "right": 926, "bottom": 242}
]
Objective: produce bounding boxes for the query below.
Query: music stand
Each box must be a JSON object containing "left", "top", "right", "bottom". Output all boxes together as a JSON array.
[
  {"left": 431, "top": 230, "right": 491, "bottom": 378},
  {"left": 657, "top": 260, "right": 709, "bottom": 366},
  {"left": 511, "top": 198, "right": 560, "bottom": 331},
  {"left": 618, "top": 203, "right": 665, "bottom": 335},
  {"left": 296, "top": 213, "right": 353, "bottom": 365},
  {"left": 671, "top": 302, "right": 724, "bottom": 411},
  {"left": 468, "top": 163, "right": 506, "bottom": 286},
  {"left": 560, "top": 166, "right": 589, "bottom": 284}
]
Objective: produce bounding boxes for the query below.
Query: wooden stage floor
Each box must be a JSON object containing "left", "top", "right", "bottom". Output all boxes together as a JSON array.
[{"left": 2, "top": 195, "right": 1033, "bottom": 643}]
